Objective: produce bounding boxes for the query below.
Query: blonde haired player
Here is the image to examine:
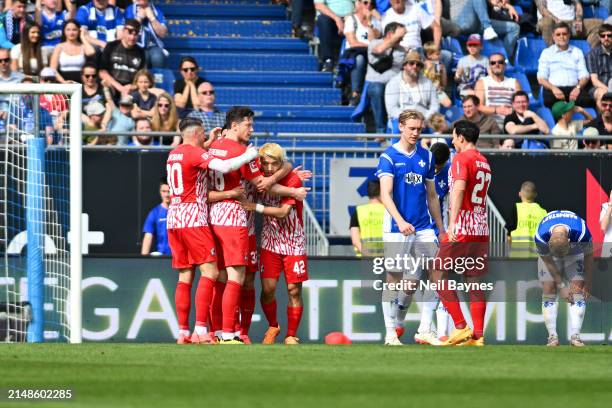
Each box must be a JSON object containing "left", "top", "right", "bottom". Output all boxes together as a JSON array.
[{"left": 242, "top": 143, "right": 309, "bottom": 345}]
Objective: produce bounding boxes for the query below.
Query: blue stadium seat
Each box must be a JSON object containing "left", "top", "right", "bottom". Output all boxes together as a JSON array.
[
  {"left": 159, "top": 4, "right": 287, "bottom": 20},
  {"left": 169, "top": 53, "right": 319, "bottom": 72},
  {"left": 167, "top": 19, "right": 291, "bottom": 37},
  {"left": 583, "top": 5, "right": 609, "bottom": 19},
  {"left": 215, "top": 87, "right": 341, "bottom": 106},
  {"left": 204, "top": 71, "right": 333, "bottom": 88},
  {"left": 164, "top": 37, "right": 309, "bottom": 53},
  {"left": 536, "top": 106, "right": 556, "bottom": 130},
  {"left": 569, "top": 39, "right": 590, "bottom": 56},
  {"left": 441, "top": 106, "right": 463, "bottom": 123},
  {"left": 508, "top": 71, "right": 538, "bottom": 107},
  {"left": 254, "top": 121, "right": 366, "bottom": 134},
  {"left": 219, "top": 105, "right": 355, "bottom": 122},
  {"left": 572, "top": 107, "right": 597, "bottom": 121},
  {"left": 387, "top": 118, "right": 399, "bottom": 134},
  {"left": 515, "top": 37, "right": 547, "bottom": 74},
  {"left": 441, "top": 37, "right": 464, "bottom": 67},
  {"left": 351, "top": 81, "right": 370, "bottom": 121},
  {"left": 482, "top": 38, "right": 517, "bottom": 71},
  {"left": 150, "top": 68, "right": 175, "bottom": 94}
]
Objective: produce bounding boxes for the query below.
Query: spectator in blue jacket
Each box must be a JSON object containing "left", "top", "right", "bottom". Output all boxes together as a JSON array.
[
  {"left": 0, "top": 0, "right": 33, "bottom": 50},
  {"left": 124, "top": 0, "right": 168, "bottom": 68},
  {"left": 76, "top": 0, "right": 125, "bottom": 51},
  {"left": 141, "top": 178, "right": 172, "bottom": 256}
]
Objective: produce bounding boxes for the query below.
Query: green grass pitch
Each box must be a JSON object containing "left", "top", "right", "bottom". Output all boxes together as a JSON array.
[{"left": 1, "top": 344, "right": 612, "bottom": 408}]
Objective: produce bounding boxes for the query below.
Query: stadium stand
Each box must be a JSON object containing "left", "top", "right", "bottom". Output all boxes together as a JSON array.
[{"left": 160, "top": 0, "right": 364, "bottom": 134}]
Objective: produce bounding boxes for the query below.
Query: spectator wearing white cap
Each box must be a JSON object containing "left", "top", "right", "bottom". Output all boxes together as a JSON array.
[{"left": 82, "top": 100, "right": 116, "bottom": 145}]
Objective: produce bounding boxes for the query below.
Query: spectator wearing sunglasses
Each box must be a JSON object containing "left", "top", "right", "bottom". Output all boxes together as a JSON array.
[
  {"left": 475, "top": 52, "right": 521, "bottom": 127},
  {"left": 173, "top": 56, "right": 205, "bottom": 117},
  {"left": 99, "top": 19, "right": 146, "bottom": 97},
  {"left": 586, "top": 24, "right": 612, "bottom": 109},
  {"left": 188, "top": 81, "right": 225, "bottom": 131},
  {"left": 151, "top": 91, "right": 181, "bottom": 146},
  {"left": 584, "top": 91, "right": 612, "bottom": 149},
  {"left": 0, "top": 47, "right": 25, "bottom": 123},
  {"left": 81, "top": 62, "right": 109, "bottom": 112},
  {"left": 124, "top": 0, "right": 168, "bottom": 68},
  {"left": 538, "top": 22, "right": 592, "bottom": 109}
]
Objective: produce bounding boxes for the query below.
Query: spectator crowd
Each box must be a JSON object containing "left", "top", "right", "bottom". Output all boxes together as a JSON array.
[{"left": 0, "top": 0, "right": 611, "bottom": 149}]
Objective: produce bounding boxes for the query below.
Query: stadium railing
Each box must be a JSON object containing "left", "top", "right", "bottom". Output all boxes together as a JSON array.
[
  {"left": 487, "top": 196, "right": 508, "bottom": 258},
  {"left": 303, "top": 200, "right": 330, "bottom": 256}
]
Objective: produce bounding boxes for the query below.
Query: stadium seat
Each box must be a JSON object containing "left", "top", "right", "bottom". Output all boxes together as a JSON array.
[
  {"left": 150, "top": 68, "right": 175, "bottom": 94},
  {"left": 536, "top": 106, "right": 556, "bottom": 131},
  {"left": 583, "top": 5, "right": 609, "bottom": 19},
  {"left": 441, "top": 106, "right": 463, "bottom": 124},
  {"left": 508, "top": 71, "right": 539, "bottom": 107},
  {"left": 351, "top": 82, "right": 370, "bottom": 121},
  {"left": 569, "top": 39, "right": 590, "bottom": 56},
  {"left": 169, "top": 53, "right": 319, "bottom": 72},
  {"left": 572, "top": 107, "right": 597, "bottom": 121},
  {"left": 441, "top": 37, "right": 463, "bottom": 66},
  {"left": 387, "top": 118, "right": 399, "bottom": 134},
  {"left": 204, "top": 71, "right": 333, "bottom": 88},
  {"left": 514, "top": 37, "right": 547, "bottom": 74},
  {"left": 254, "top": 121, "right": 366, "bottom": 134},
  {"left": 215, "top": 87, "right": 341, "bottom": 106}
]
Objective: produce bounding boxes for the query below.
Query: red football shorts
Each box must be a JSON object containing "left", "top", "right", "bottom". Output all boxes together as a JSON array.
[
  {"left": 168, "top": 226, "right": 217, "bottom": 270},
  {"left": 260, "top": 249, "right": 309, "bottom": 284},
  {"left": 435, "top": 234, "right": 489, "bottom": 277},
  {"left": 247, "top": 234, "right": 258, "bottom": 274},
  {"left": 211, "top": 225, "right": 249, "bottom": 270}
]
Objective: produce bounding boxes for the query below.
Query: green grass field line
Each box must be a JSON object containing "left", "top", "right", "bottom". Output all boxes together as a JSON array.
[{"left": 1, "top": 344, "right": 612, "bottom": 408}]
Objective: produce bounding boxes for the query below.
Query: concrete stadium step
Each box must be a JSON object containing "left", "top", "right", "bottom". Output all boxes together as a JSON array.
[
  {"left": 169, "top": 53, "right": 318, "bottom": 71},
  {"left": 254, "top": 121, "right": 366, "bottom": 134},
  {"left": 167, "top": 19, "right": 291, "bottom": 37},
  {"left": 204, "top": 71, "right": 332, "bottom": 87},
  {"left": 218, "top": 105, "right": 355, "bottom": 122},
  {"left": 157, "top": 0, "right": 274, "bottom": 4},
  {"left": 215, "top": 87, "right": 341, "bottom": 105},
  {"left": 159, "top": 3, "right": 286, "bottom": 20},
  {"left": 165, "top": 37, "right": 308, "bottom": 53}
]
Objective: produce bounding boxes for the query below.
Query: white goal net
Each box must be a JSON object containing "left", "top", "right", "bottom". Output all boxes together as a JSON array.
[{"left": 0, "top": 84, "right": 82, "bottom": 343}]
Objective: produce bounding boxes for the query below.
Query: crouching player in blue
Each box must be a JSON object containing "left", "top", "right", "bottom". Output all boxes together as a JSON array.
[{"left": 535, "top": 210, "right": 593, "bottom": 347}]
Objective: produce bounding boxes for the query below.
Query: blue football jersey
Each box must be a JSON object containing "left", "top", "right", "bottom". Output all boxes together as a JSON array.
[
  {"left": 434, "top": 162, "right": 450, "bottom": 231},
  {"left": 376, "top": 143, "right": 436, "bottom": 233},
  {"left": 41, "top": 10, "right": 67, "bottom": 47},
  {"left": 535, "top": 210, "right": 592, "bottom": 256},
  {"left": 143, "top": 204, "right": 171, "bottom": 255}
]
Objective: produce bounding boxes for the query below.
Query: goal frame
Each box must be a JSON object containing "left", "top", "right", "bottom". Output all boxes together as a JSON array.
[{"left": 0, "top": 83, "right": 82, "bottom": 343}]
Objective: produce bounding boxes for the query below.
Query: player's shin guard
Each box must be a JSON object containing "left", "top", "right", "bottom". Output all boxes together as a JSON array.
[
  {"left": 286, "top": 306, "right": 303, "bottom": 337},
  {"left": 240, "top": 288, "right": 256, "bottom": 335},
  {"left": 262, "top": 299, "right": 278, "bottom": 327},
  {"left": 417, "top": 289, "right": 438, "bottom": 334},
  {"left": 568, "top": 293, "right": 586, "bottom": 337},
  {"left": 194, "top": 277, "right": 215, "bottom": 332},
  {"left": 222, "top": 280, "right": 242, "bottom": 338},
  {"left": 210, "top": 281, "right": 226, "bottom": 335},
  {"left": 469, "top": 290, "right": 486, "bottom": 339},
  {"left": 175, "top": 282, "right": 192, "bottom": 331},
  {"left": 542, "top": 294, "right": 558, "bottom": 337},
  {"left": 436, "top": 302, "right": 450, "bottom": 338},
  {"left": 437, "top": 288, "right": 466, "bottom": 329}
]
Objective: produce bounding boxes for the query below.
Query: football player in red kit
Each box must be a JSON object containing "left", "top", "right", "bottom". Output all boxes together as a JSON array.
[
  {"left": 431, "top": 120, "right": 492, "bottom": 346},
  {"left": 165, "top": 118, "right": 258, "bottom": 344},
  {"left": 243, "top": 143, "right": 309, "bottom": 345}
]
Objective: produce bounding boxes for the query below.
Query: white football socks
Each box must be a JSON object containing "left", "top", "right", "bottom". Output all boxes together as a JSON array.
[
  {"left": 194, "top": 325, "right": 208, "bottom": 335},
  {"left": 542, "top": 294, "right": 558, "bottom": 337},
  {"left": 395, "top": 290, "right": 413, "bottom": 329},
  {"left": 382, "top": 295, "right": 398, "bottom": 337},
  {"left": 568, "top": 294, "right": 586, "bottom": 337},
  {"left": 436, "top": 301, "right": 450, "bottom": 337},
  {"left": 179, "top": 329, "right": 190, "bottom": 337},
  {"left": 417, "top": 289, "right": 438, "bottom": 334}
]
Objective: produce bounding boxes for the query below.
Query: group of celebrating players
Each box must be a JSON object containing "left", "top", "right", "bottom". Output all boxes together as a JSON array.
[
  {"left": 166, "top": 105, "right": 594, "bottom": 347},
  {"left": 166, "top": 106, "right": 310, "bottom": 345}
]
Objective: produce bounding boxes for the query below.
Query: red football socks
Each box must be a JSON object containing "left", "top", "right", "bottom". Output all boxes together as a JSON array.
[
  {"left": 194, "top": 276, "right": 215, "bottom": 327},
  {"left": 175, "top": 281, "right": 192, "bottom": 330},
  {"left": 286, "top": 306, "right": 303, "bottom": 337},
  {"left": 437, "top": 288, "right": 466, "bottom": 329},
  {"left": 469, "top": 290, "right": 486, "bottom": 339},
  {"left": 209, "top": 281, "right": 226, "bottom": 333},
  {"left": 261, "top": 299, "right": 278, "bottom": 328},
  {"left": 222, "top": 280, "right": 242, "bottom": 333},
  {"left": 240, "top": 288, "right": 256, "bottom": 335}
]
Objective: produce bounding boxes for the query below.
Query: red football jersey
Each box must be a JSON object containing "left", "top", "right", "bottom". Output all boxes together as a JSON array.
[
  {"left": 261, "top": 172, "right": 305, "bottom": 255},
  {"left": 449, "top": 148, "right": 491, "bottom": 236},
  {"left": 208, "top": 138, "right": 262, "bottom": 227},
  {"left": 166, "top": 144, "right": 213, "bottom": 229}
]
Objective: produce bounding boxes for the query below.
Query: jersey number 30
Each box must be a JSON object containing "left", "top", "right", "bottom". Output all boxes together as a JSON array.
[
  {"left": 471, "top": 170, "right": 491, "bottom": 205},
  {"left": 167, "top": 163, "right": 184, "bottom": 195}
]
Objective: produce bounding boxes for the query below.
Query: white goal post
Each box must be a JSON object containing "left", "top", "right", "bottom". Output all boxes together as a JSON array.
[{"left": 0, "top": 83, "right": 82, "bottom": 343}]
